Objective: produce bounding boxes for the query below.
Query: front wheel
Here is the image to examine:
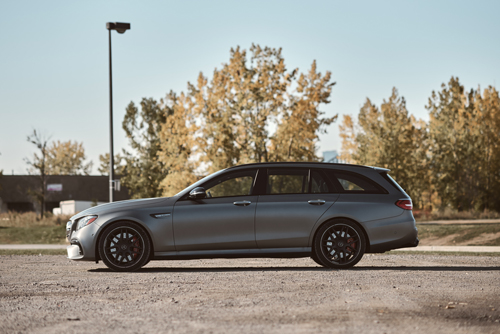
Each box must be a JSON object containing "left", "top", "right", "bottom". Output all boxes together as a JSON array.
[
  {"left": 313, "top": 219, "right": 366, "bottom": 269},
  {"left": 98, "top": 222, "right": 151, "bottom": 272}
]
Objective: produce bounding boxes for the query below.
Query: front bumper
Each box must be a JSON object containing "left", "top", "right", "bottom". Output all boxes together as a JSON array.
[
  {"left": 66, "top": 220, "right": 101, "bottom": 261},
  {"left": 67, "top": 244, "right": 84, "bottom": 260}
]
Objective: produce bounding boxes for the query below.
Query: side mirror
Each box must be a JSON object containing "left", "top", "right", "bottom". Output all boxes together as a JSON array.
[{"left": 189, "top": 187, "right": 207, "bottom": 200}]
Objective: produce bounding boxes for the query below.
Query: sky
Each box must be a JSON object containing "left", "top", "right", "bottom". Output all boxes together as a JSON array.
[{"left": 1, "top": 0, "right": 499, "bottom": 175}]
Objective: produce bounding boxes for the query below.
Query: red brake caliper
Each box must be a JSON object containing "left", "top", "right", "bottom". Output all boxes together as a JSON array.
[{"left": 131, "top": 236, "right": 140, "bottom": 258}]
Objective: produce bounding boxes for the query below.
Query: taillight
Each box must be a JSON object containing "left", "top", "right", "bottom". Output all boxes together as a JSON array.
[{"left": 395, "top": 199, "right": 412, "bottom": 210}]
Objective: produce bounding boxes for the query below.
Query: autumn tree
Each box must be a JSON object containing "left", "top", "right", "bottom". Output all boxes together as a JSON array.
[
  {"left": 98, "top": 153, "right": 125, "bottom": 176},
  {"left": 46, "top": 140, "right": 93, "bottom": 175},
  {"left": 427, "top": 77, "right": 479, "bottom": 211},
  {"left": 185, "top": 45, "right": 336, "bottom": 174},
  {"left": 473, "top": 86, "right": 500, "bottom": 210},
  {"left": 339, "top": 88, "right": 429, "bottom": 208},
  {"left": 157, "top": 92, "right": 199, "bottom": 196},
  {"left": 120, "top": 98, "right": 168, "bottom": 199}
]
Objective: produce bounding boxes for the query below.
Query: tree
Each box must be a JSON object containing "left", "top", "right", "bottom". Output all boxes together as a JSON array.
[
  {"left": 24, "top": 129, "right": 50, "bottom": 218},
  {"left": 121, "top": 98, "right": 168, "bottom": 199},
  {"left": 269, "top": 60, "right": 337, "bottom": 161},
  {"left": 46, "top": 140, "right": 93, "bottom": 175},
  {"left": 126, "top": 45, "right": 336, "bottom": 196},
  {"left": 427, "top": 77, "right": 478, "bottom": 211},
  {"left": 339, "top": 88, "right": 429, "bottom": 208},
  {"left": 471, "top": 86, "right": 500, "bottom": 210},
  {"left": 157, "top": 92, "right": 199, "bottom": 196},
  {"left": 184, "top": 45, "right": 336, "bottom": 174},
  {"left": 98, "top": 153, "right": 125, "bottom": 176}
]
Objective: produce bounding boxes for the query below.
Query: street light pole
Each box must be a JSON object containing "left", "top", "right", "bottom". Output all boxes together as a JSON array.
[
  {"left": 108, "top": 28, "right": 114, "bottom": 203},
  {"left": 106, "top": 22, "right": 130, "bottom": 203}
]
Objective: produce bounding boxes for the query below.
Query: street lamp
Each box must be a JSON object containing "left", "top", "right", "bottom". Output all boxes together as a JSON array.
[{"left": 106, "top": 22, "right": 130, "bottom": 202}]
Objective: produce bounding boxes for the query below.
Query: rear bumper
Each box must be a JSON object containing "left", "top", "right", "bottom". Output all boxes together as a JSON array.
[{"left": 363, "top": 211, "right": 419, "bottom": 253}]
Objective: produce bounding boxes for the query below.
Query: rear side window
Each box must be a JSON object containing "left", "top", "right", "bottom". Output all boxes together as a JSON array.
[
  {"left": 310, "top": 170, "right": 332, "bottom": 193},
  {"left": 267, "top": 169, "right": 308, "bottom": 194},
  {"left": 325, "top": 170, "right": 386, "bottom": 194}
]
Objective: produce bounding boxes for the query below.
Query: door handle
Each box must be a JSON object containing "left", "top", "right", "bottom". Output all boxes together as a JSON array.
[
  {"left": 308, "top": 199, "right": 326, "bottom": 205},
  {"left": 233, "top": 200, "right": 252, "bottom": 206}
]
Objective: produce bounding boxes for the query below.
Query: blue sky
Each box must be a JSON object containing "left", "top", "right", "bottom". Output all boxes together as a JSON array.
[{"left": 1, "top": 0, "right": 499, "bottom": 175}]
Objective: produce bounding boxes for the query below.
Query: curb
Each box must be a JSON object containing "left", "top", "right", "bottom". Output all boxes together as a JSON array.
[{"left": 0, "top": 244, "right": 68, "bottom": 250}]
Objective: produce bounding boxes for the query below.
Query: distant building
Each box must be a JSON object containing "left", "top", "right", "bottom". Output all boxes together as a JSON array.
[
  {"left": 0, "top": 175, "right": 129, "bottom": 214},
  {"left": 323, "top": 150, "right": 340, "bottom": 163}
]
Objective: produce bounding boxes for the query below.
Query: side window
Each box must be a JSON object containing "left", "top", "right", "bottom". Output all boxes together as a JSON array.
[
  {"left": 310, "top": 170, "right": 332, "bottom": 193},
  {"left": 203, "top": 170, "right": 257, "bottom": 198},
  {"left": 327, "top": 170, "right": 384, "bottom": 193},
  {"left": 267, "top": 169, "right": 308, "bottom": 194}
]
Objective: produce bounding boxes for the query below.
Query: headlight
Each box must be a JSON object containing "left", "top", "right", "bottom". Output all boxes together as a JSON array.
[{"left": 76, "top": 215, "right": 98, "bottom": 231}]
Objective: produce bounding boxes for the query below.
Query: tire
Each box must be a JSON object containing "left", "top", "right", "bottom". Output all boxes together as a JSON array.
[
  {"left": 313, "top": 219, "right": 366, "bottom": 269},
  {"left": 310, "top": 253, "right": 325, "bottom": 267},
  {"left": 98, "top": 221, "right": 151, "bottom": 272}
]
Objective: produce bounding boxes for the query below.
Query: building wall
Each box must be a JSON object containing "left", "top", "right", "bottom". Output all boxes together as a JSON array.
[{"left": 0, "top": 175, "right": 130, "bottom": 214}]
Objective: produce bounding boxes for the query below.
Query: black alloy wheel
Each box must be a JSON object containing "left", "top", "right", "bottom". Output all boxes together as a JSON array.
[
  {"left": 99, "top": 222, "right": 151, "bottom": 272},
  {"left": 313, "top": 219, "right": 366, "bottom": 269}
]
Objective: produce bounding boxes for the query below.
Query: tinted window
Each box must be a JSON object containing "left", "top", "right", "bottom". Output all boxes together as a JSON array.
[
  {"left": 311, "top": 170, "right": 331, "bottom": 193},
  {"left": 203, "top": 170, "right": 257, "bottom": 198},
  {"left": 267, "top": 169, "right": 308, "bottom": 194},
  {"left": 327, "top": 171, "right": 384, "bottom": 193}
]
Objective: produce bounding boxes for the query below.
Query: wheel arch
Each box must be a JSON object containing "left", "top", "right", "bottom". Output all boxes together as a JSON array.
[
  {"left": 94, "top": 218, "right": 155, "bottom": 262},
  {"left": 310, "top": 217, "right": 371, "bottom": 254}
]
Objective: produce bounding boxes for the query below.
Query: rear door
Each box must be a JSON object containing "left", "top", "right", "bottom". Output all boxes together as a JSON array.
[{"left": 255, "top": 168, "right": 339, "bottom": 248}]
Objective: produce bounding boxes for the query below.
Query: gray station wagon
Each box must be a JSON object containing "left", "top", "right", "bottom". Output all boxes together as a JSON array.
[{"left": 66, "top": 162, "right": 418, "bottom": 271}]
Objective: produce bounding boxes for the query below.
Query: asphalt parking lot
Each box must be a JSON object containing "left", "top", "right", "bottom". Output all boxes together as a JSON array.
[{"left": 1, "top": 254, "right": 499, "bottom": 334}]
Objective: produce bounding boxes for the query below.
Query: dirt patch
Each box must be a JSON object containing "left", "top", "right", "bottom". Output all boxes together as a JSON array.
[{"left": 1, "top": 255, "right": 499, "bottom": 333}]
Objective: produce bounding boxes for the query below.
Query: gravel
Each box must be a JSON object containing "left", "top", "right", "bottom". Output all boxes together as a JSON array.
[{"left": 0, "top": 254, "right": 499, "bottom": 333}]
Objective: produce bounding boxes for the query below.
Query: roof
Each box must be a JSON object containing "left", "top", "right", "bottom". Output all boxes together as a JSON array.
[{"left": 226, "top": 161, "right": 389, "bottom": 171}]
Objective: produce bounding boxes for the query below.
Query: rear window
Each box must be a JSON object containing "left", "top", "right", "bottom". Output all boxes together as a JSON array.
[
  {"left": 381, "top": 172, "right": 407, "bottom": 194},
  {"left": 325, "top": 170, "right": 386, "bottom": 194}
]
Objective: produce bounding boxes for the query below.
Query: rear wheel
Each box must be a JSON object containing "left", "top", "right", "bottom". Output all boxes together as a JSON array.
[
  {"left": 313, "top": 219, "right": 366, "bottom": 269},
  {"left": 98, "top": 222, "right": 151, "bottom": 272}
]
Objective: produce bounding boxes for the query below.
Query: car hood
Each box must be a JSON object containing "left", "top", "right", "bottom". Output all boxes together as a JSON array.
[{"left": 70, "top": 197, "right": 172, "bottom": 220}]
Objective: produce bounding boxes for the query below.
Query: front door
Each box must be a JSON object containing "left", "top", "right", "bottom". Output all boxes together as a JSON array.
[{"left": 173, "top": 169, "right": 259, "bottom": 251}]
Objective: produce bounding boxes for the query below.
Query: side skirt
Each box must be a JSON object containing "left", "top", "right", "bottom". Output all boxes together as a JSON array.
[{"left": 153, "top": 247, "right": 311, "bottom": 260}]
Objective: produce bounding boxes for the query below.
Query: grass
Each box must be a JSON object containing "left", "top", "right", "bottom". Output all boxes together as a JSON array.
[
  {"left": 0, "top": 226, "right": 67, "bottom": 244},
  {"left": 416, "top": 223, "right": 500, "bottom": 246},
  {"left": 0, "top": 211, "right": 69, "bottom": 244},
  {"left": 0, "top": 249, "right": 67, "bottom": 256},
  {"left": 414, "top": 208, "right": 500, "bottom": 221}
]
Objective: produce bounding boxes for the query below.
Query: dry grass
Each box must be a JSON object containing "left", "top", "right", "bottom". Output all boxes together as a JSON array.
[
  {"left": 416, "top": 223, "right": 500, "bottom": 246},
  {"left": 0, "top": 211, "right": 71, "bottom": 227}
]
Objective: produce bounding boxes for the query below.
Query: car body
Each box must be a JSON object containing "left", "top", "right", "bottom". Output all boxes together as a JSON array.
[{"left": 66, "top": 162, "right": 418, "bottom": 271}]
